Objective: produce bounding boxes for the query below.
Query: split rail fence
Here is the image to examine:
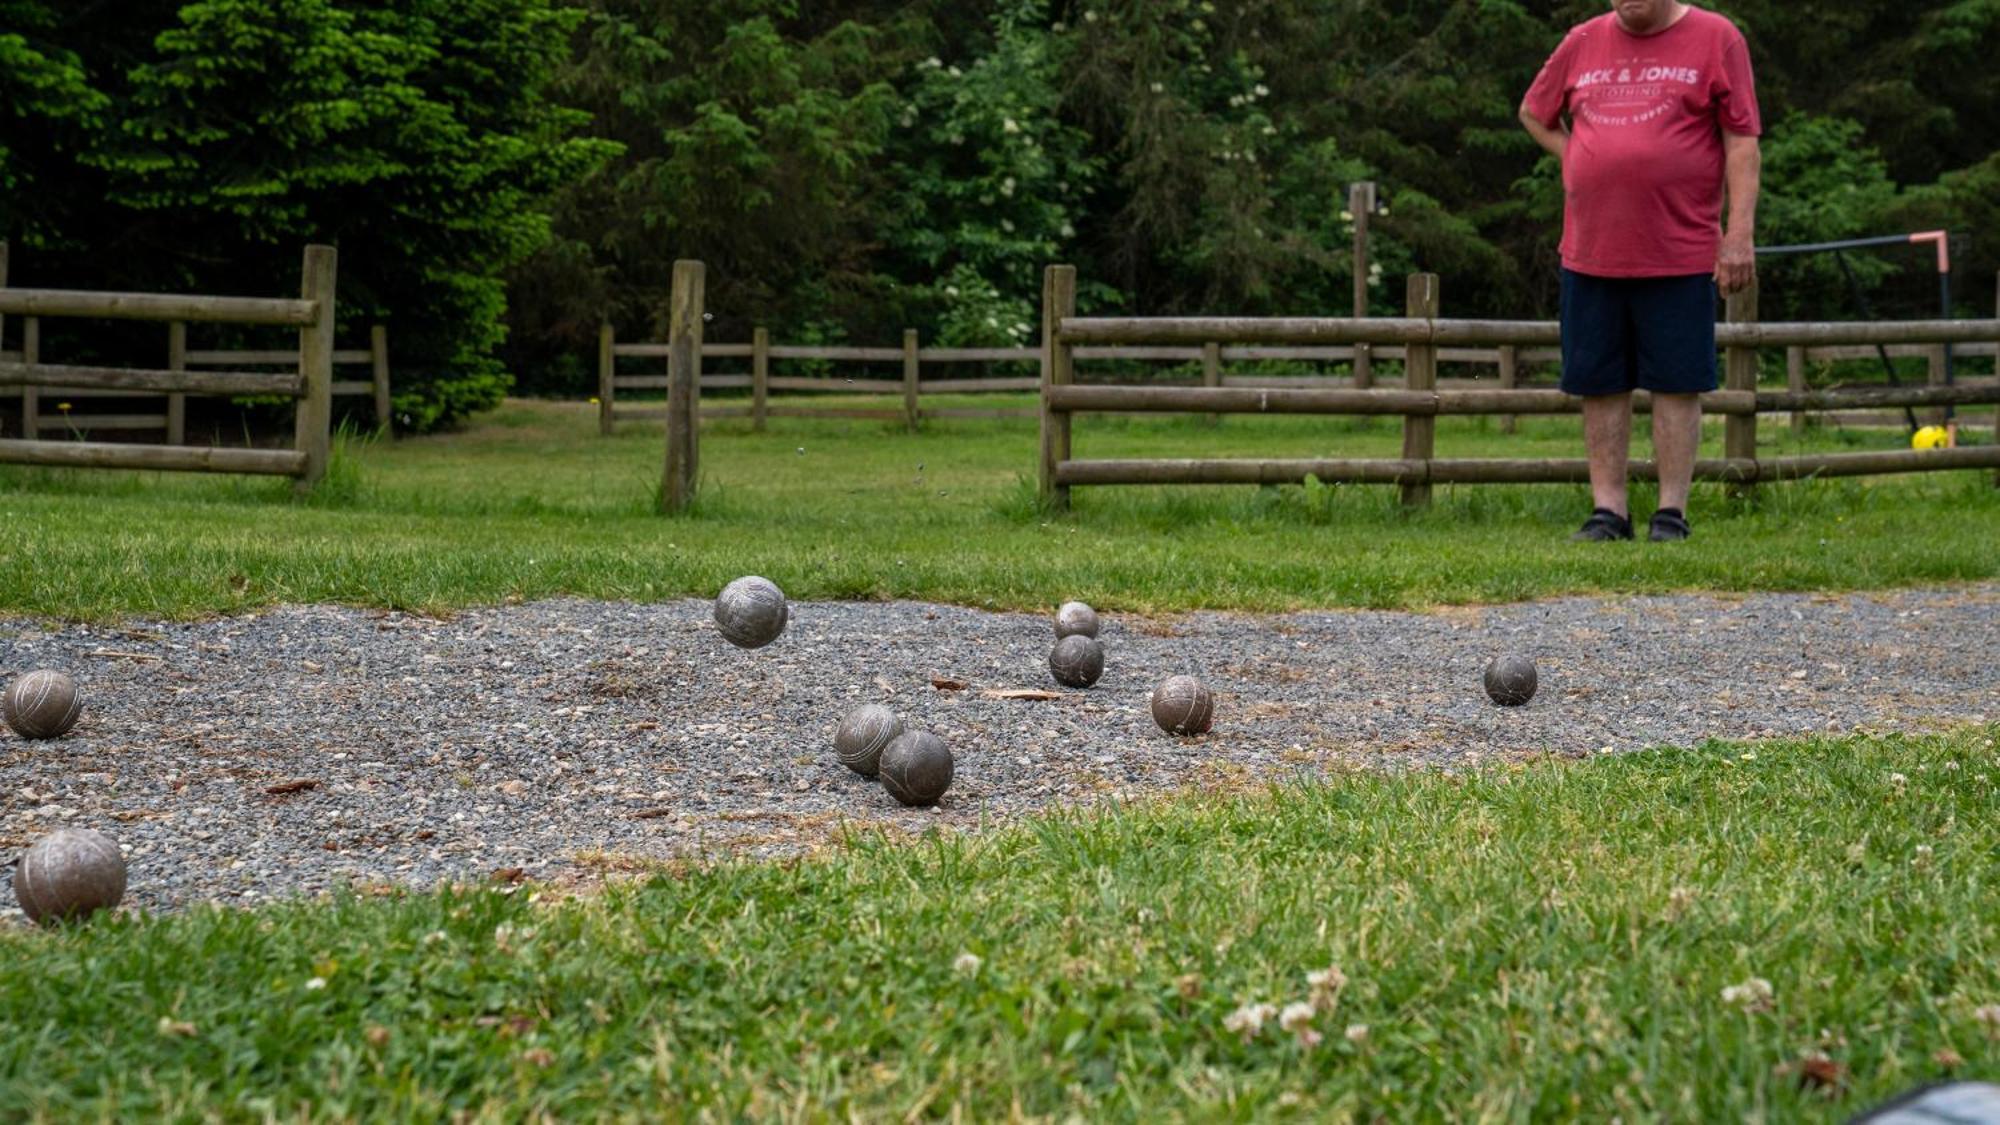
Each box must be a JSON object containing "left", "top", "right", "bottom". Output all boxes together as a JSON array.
[
  {"left": 0, "top": 243, "right": 390, "bottom": 440},
  {"left": 1036, "top": 266, "right": 2000, "bottom": 507},
  {"left": 0, "top": 245, "right": 339, "bottom": 489}
]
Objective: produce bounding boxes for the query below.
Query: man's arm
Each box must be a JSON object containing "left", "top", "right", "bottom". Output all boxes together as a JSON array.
[
  {"left": 1716, "top": 131, "right": 1760, "bottom": 295},
  {"left": 1519, "top": 102, "right": 1568, "bottom": 161}
]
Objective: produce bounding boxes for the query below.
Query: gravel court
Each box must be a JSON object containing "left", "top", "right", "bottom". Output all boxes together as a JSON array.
[{"left": 2, "top": 584, "right": 1996, "bottom": 916}]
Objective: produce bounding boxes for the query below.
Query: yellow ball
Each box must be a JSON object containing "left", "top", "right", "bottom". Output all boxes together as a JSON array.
[{"left": 1911, "top": 425, "right": 1951, "bottom": 451}]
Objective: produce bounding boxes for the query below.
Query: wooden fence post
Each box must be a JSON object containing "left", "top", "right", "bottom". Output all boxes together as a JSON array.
[
  {"left": 1786, "top": 345, "right": 1806, "bottom": 439},
  {"left": 1040, "top": 264, "right": 1077, "bottom": 509},
  {"left": 21, "top": 317, "right": 38, "bottom": 439},
  {"left": 752, "top": 327, "right": 770, "bottom": 432},
  {"left": 1992, "top": 272, "right": 1998, "bottom": 487},
  {"left": 1349, "top": 181, "right": 1375, "bottom": 389},
  {"left": 1497, "top": 344, "right": 1518, "bottom": 435},
  {"left": 166, "top": 321, "right": 187, "bottom": 445},
  {"left": 903, "top": 328, "right": 920, "bottom": 431},
  {"left": 1202, "top": 341, "right": 1221, "bottom": 426},
  {"left": 661, "top": 259, "right": 704, "bottom": 514},
  {"left": 597, "top": 323, "right": 615, "bottom": 436},
  {"left": 1926, "top": 342, "right": 1948, "bottom": 433},
  {"left": 1724, "top": 280, "right": 1760, "bottom": 495},
  {"left": 370, "top": 324, "right": 392, "bottom": 436},
  {"left": 295, "top": 245, "right": 337, "bottom": 492},
  {"left": 1401, "top": 273, "right": 1439, "bottom": 506}
]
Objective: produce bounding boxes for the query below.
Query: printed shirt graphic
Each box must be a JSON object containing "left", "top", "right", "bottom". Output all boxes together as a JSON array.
[{"left": 1524, "top": 7, "right": 1761, "bottom": 277}]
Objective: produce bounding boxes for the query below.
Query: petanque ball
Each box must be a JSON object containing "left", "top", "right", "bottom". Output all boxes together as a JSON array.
[
  {"left": 1055, "top": 601, "right": 1100, "bottom": 640},
  {"left": 1049, "top": 635, "right": 1105, "bottom": 689},
  {"left": 1483, "top": 654, "right": 1538, "bottom": 707},
  {"left": 834, "top": 704, "right": 903, "bottom": 777},
  {"left": 713, "top": 576, "right": 789, "bottom": 649},
  {"left": 3, "top": 670, "right": 83, "bottom": 740},
  {"left": 1150, "top": 675, "right": 1214, "bottom": 736},
  {"left": 14, "top": 828, "right": 126, "bottom": 925},
  {"left": 879, "top": 730, "right": 954, "bottom": 807}
]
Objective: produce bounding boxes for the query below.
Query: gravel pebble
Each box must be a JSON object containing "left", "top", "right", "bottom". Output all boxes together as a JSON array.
[{"left": 2, "top": 585, "right": 1995, "bottom": 915}]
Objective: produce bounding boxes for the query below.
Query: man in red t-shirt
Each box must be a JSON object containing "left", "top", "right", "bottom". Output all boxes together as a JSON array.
[{"left": 1519, "top": 0, "right": 1761, "bottom": 541}]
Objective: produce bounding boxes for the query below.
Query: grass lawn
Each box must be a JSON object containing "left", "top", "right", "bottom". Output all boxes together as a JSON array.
[
  {"left": 0, "top": 395, "right": 1996, "bottom": 621},
  {"left": 0, "top": 728, "right": 1994, "bottom": 1120}
]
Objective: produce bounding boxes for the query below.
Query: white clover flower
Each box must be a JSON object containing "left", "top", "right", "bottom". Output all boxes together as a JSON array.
[
  {"left": 1345, "top": 1023, "right": 1370, "bottom": 1043},
  {"left": 953, "top": 952, "right": 982, "bottom": 976},
  {"left": 1976, "top": 1004, "right": 2000, "bottom": 1034},
  {"left": 305, "top": 977, "right": 328, "bottom": 991},
  {"left": 1720, "top": 977, "right": 1774, "bottom": 1010},
  {"left": 1223, "top": 1001, "right": 1277, "bottom": 1038},
  {"left": 1279, "top": 1002, "right": 1316, "bottom": 1033}
]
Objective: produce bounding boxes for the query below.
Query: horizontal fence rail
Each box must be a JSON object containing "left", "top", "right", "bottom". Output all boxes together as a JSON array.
[
  {"left": 0, "top": 361, "right": 302, "bottom": 398},
  {"left": 0, "top": 289, "right": 318, "bottom": 326}
]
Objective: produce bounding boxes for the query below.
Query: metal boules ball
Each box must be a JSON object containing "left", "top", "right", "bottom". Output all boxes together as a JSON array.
[
  {"left": 1055, "top": 601, "right": 1100, "bottom": 639},
  {"left": 834, "top": 704, "right": 903, "bottom": 778},
  {"left": 713, "top": 576, "right": 789, "bottom": 649},
  {"left": 1483, "top": 654, "right": 1538, "bottom": 707},
  {"left": 3, "top": 670, "right": 83, "bottom": 740},
  {"left": 14, "top": 828, "right": 126, "bottom": 925},
  {"left": 879, "top": 730, "right": 954, "bottom": 807},
  {"left": 1151, "top": 675, "right": 1214, "bottom": 736},
  {"left": 1049, "top": 635, "right": 1105, "bottom": 689}
]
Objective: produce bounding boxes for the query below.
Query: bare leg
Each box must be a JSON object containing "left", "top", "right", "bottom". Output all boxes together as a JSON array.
[
  {"left": 1581, "top": 393, "right": 1633, "bottom": 516},
  {"left": 1650, "top": 393, "right": 1702, "bottom": 512}
]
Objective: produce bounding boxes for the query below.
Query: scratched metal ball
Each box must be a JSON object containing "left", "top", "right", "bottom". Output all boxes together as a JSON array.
[
  {"left": 1483, "top": 654, "right": 1538, "bottom": 707},
  {"left": 834, "top": 704, "right": 904, "bottom": 778},
  {"left": 1049, "top": 635, "right": 1105, "bottom": 689},
  {"left": 1055, "top": 601, "right": 1100, "bottom": 640},
  {"left": 2, "top": 670, "right": 83, "bottom": 740},
  {"left": 879, "top": 730, "right": 954, "bottom": 807},
  {"left": 713, "top": 576, "right": 789, "bottom": 649},
  {"left": 14, "top": 828, "right": 126, "bottom": 925},
  {"left": 1150, "top": 675, "right": 1214, "bottom": 736}
]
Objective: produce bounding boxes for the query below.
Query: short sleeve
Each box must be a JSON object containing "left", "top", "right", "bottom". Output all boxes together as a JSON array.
[
  {"left": 1713, "top": 32, "right": 1761, "bottom": 136},
  {"left": 1522, "top": 32, "right": 1579, "bottom": 128}
]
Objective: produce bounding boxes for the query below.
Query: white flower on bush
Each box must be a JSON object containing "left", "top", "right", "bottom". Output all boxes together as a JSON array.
[{"left": 1002, "top": 118, "right": 1020, "bottom": 135}]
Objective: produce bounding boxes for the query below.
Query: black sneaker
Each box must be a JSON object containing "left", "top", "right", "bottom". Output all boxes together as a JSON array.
[
  {"left": 1571, "top": 508, "right": 1635, "bottom": 542},
  {"left": 1649, "top": 508, "right": 1692, "bottom": 542}
]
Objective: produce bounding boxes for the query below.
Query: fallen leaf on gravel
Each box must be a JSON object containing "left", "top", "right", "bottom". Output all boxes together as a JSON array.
[
  {"left": 89, "top": 649, "right": 162, "bottom": 663},
  {"left": 931, "top": 677, "right": 970, "bottom": 692},
  {"left": 263, "top": 779, "right": 321, "bottom": 796},
  {"left": 490, "top": 867, "right": 526, "bottom": 884},
  {"left": 981, "top": 689, "right": 1063, "bottom": 701},
  {"left": 629, "top": 808, "right": 675, "bottom": 820}
]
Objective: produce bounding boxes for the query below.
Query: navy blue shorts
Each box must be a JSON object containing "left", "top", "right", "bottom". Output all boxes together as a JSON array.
[{"left": 1559, "top": 269, "right": 1719, "bottom": 396}]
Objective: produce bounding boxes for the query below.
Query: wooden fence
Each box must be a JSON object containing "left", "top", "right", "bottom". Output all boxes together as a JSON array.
[
  {"left": 1037, "top": 265, "right": 2000, "bottom": 507},
  {"left": 0, "top": 245, "right": 338, "bottom": 489},
  {"left": 598, "top": 323, "right": 1042, "bottom": 434},
  {"left": 596, "top": 327, "right": 1565, "bottom": 437},
  {"left": 0, "top": 243, "right": 389, "bottom": 441}
]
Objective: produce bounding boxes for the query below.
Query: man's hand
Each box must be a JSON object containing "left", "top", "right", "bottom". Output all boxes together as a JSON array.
[{"left": 1715, "top": 232, "right": 1755, "bottom": 295}]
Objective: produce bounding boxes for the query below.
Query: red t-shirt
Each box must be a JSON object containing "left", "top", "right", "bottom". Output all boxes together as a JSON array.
[{"left": 1523, "top": 7, "right": 1761, "bottom": 277}]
